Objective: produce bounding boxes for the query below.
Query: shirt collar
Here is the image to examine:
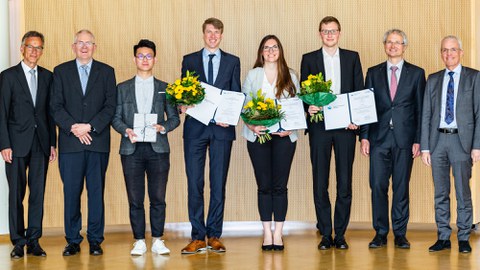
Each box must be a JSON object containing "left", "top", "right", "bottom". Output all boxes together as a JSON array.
[
  {"left": 386, "top": 59, "right": 405, "bottom": 71},
  {"left": 21, "top": 61, "right": 37, "bottom": 73},
  {"left": 322, "top": 48, "right": 339, "bottom": 57},
  {"left": 203, "top": 48, "right": 220, "bottom": 58},
  {"left": 76, "top": 59, "right": 93, "bottom": 69},
  {"left": 135, "top": 75, "right": 154, "bottom": 83},
  {"left": 445, "top": 64, "right": 462, "bottom": 76}
]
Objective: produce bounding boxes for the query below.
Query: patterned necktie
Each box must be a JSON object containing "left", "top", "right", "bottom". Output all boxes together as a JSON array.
[
  {"left": 29, "top": 69, "right": 37, "bottom": 106},
  {"left": 445, "top": 71, "right": 455, "bottom": 124},
  {"left": 80, "top": 65, "right": 89, "bottom": 94},
  {"left": 208, "top": 54, "right": 215, "bottom": 85},
  {"left": 390, "top": 66, "right": 398, "bottom": 101}
]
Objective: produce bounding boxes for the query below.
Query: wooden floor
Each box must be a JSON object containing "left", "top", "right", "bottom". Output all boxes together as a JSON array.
[{"left": 1, "top": 226, "right": 479, "bottom": 270}]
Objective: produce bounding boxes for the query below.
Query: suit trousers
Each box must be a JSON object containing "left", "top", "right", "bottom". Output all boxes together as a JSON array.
[
  {"left": 308, "top": 127, "right": 356, "bottom": 238},
  {"left": 121, "top": 143, "right": 170, "bottom": 239},
  {"left": 59, "top": 150, "right": 109, "bottom": 245},
  {"left": 6, "top": 134, "right": 48, "bottom": 246},
  {"left": 184, "top": 136, "right": 233, "bottom": 240},
  {"left": 247, "top": 136, "right": 296, "bottom": 222},
  {"left": 370, "top": 130, "right": 413, "bottom": 236},
  {"left": 431, "top": 133, "right": 473, "bottom": 241}
]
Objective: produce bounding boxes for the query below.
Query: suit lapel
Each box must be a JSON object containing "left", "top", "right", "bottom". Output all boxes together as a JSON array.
[
  {"left": 151, "top": 78, "right": 162, "bottom": 114},
  {"left": 393, "top": 62, "right": 409, "bottom": 101},
  {"left": 316, "top": 49, "right": 326, "bottom": 78},
  {"left": 84, "top": 60, "right": 100, "bottom": 96},
  {"left": 128, "top": 78, "right": 139, "bottom": 114},
  {"left": 456, "top": 67, "right": 469, "bottom": 112},
  {"left": 68, "top": 60, "right": 84, "bottom": 96},
  {"left": 14, "top": 63, "right": 35, "bottom": 107},
  {"left": 434, "top": 71, "right": 444, "bottom": 119},
  {"left": 196, "top": 50, "right": 207, "bottom": 83},
  {"left": 378, "top": 62, "right": 391, "bottom": 102}
]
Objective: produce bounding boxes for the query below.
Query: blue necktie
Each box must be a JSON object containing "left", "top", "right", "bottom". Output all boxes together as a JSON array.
[
  {"left": 445, "top": 71, "right": 454, "bottom": 124},
  {"left": 208, "top": 54, "right": 215, "bottom": 85},
  {"left": 80, "top": 65, "right": 89, "bottom": 94}
]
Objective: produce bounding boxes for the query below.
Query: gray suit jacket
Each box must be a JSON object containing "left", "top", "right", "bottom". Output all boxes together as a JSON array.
[
  {"left": 112, "top": 77, "right": 180, "bottom": 155},
  {"left": 421, "top": 66, "right": 480, "bottom": 153}
]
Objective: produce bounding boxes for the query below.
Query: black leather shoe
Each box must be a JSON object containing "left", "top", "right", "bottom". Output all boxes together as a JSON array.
[
  {"left": 90, "top": 243, "right": 103, "bottom": 256},
  {"left": 273, "top": 244, "right": 284, "bottom": 251},
  {"left": 10, "top": 245, "right": 24, "bottom": 259},
  {"left": 368, "top": 234, "right": 387, "bottom": 248},
  {"left": 62, "top": 243, "right": 81, "bottom": 256},
  {"left": 394, "top": 235, "right": 410, "bottom": 249},
  {"left": 428, "top": 240, "right": 451, "bottom": 252},
  {"left": 27, "top": 242, "right": 47, "bottom": 256},
  {"left": 334, "top": 237, "right": 349, "bottom": 249},
  {"left": 318, "top": 236, "right": 333, "bottom": 250},
  {"left": 459, "top": 241, "right": 472, "bottom": 253},
  {"left": 261, "top": 244, "right": 273, "bottom": 251}
]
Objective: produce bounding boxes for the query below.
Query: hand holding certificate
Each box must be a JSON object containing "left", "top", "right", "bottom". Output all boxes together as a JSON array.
[
  {"left": 323, "top": 88, "right": 378, "bottom": 130},
  {"left": 133, "top": 113, "right": 158, "bottom": 142},
  {"left": 186, "top": 83, "right": 245, "bottom": 126},
  {"left": 268, "top": 97, "right": 307, "bottom": 132}
]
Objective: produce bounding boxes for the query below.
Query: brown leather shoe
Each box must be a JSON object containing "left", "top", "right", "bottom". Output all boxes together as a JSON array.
[
  {"left": 208, "top": 237, "right": 226, "bottom": 253},
  {"left": 181, "top": 240, "right": 207, "bottom": 254}
]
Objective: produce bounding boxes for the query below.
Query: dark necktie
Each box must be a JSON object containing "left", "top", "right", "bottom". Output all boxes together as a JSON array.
[
  {"left": 208, "top": 54, "right": 215, "bottom": 85},
  {"left": 445, "top": 71, "right": 455, "bottom": 124},
  {"left": 390, "top": 66, "right": 398, "bottom": 101}
]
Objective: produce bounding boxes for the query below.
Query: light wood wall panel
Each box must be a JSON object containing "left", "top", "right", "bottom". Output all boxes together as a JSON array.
[{"left": 23, "top": 0, "right": 473, "bottom": 228}]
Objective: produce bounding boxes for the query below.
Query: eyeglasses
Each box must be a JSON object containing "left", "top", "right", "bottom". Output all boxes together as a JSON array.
[
  {"left": 136, "top": 54, "right": 154, "bottom": 60},
  {"left": 24, "top": 44, "right": 44, "bottom": 51},
  {"left": 320, "top": 29, "right": 339, "bottom": 35},
  {"left": 74, "top": 41, "right": 95, "bottom": 48},
  {"left": 263, "top": 45, "right": 279, "bottom": 52},
  {"left": 385, "top": 41, "right": 405, "bottom": 46},
  {"left": 441, "top": 48, "right": 461, "bottom": 54}
]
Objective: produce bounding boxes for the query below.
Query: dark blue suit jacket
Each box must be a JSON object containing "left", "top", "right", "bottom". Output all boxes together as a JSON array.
[
  {"left": 181, "top": 49, "right": 241, "bottom": 141},
  {"left": 50, "top": 59, "right": 116, "bottom": 153},
  {"left": 360, "top": 61, "right": 425, "bottom": 149},
  {"left": 0, "top": 63, "right": 56, "bottom": 157}
]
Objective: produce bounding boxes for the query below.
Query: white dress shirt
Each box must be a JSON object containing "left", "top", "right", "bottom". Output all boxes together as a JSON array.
[{"left": 322, "top": 48, "right": 341, "bottom": 94}]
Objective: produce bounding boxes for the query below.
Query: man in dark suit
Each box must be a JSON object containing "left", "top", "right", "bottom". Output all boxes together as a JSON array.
[
  {"left": 421, "top": 35, "right": 480, "bottom": 253},
  {"left": 360, "top": 29, "right": 425, "bottom": 249},
  {"left": 50, "top": 29, "right": 116, "bottom": 256},
  {"left": 300, "top": 16, "right": 364, "bottom": 250},
  {"left": 180, "top": 17, "right": 241, "bottom": 254},
  {"left": 0, "top": 31, "right": 56, "bottom": 259},
  {"left": 112, "top": 39, "right": 180, "bottom": 256}
]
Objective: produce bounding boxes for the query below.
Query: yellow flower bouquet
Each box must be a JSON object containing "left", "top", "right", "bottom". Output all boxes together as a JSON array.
[
  {"left": 166, "top": 70, "right": 205, "bottom": 105},
  {"left": 241, "top": 89, "right": 285, "bottom": 144},
  {"left": 298, "top": 72, "right": 336, "bottom": 122}
]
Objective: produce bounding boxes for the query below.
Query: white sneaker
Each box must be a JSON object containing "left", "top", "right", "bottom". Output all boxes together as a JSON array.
[
  {"left": 131, "top": 239, "right": 147, "bottom": 256},
  {"left": 152, "top": 239, "right": 170, "bottom": 255}
]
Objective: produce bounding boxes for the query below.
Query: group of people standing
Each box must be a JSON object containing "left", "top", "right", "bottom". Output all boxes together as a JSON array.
[{"left": 1, "top": 15, "right": 478, "bottom": 260}]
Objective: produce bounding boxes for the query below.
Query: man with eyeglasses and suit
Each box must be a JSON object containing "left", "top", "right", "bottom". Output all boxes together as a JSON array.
[
  {"left": 300, "top": 16, "right": 364, "bottom": 250},
  {"left": 50, "top": 29, "right": 116, "bottom": 257},
  {"left": 112, "top": 39, "right": 180, "bottom": 256},
  {"left": 360, "top": 29, "right": 425, "bottom": 249},
  {"left": 0, "top": 31, "right": 56, "bottom": 259},
  {"left": 421, "top": 35, "right": 480, "bottom": 253}
]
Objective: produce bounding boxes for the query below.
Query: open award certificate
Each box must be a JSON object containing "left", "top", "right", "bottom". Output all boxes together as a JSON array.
[
  {"left": 133, "top": 113, "right": 157, "bottom": 142},
  {"left": 186, "top": 83, "right": 245, "bottom": 126},
  {"left": 323, "top": 88, "right": 377, "bottom": 130},
  {"left": 267, "top": 97, "right": 307, "bottom": 132}
]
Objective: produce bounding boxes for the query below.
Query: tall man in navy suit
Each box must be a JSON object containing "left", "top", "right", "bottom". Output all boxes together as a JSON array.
[
  {"left": 421, "top": 36, "right": 480, "bottom": 253},
  {"left": 50, "top": 29, "right": 116, "bottom": 256},
  {"left": 0, "top": 31, "right": 56, "bottom": 259},
  {"left": 180, "top": 17, "right": 241, "bottom": 254},
  {"left": 300, "top": 16, "right": 364, "bottom": 250},
  {"left": 360, "top": 29, "right": 425, "bottom": 249}
]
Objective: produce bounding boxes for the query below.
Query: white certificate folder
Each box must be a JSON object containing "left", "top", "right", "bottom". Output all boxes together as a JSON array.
[
  {"left": 323, "top": 88, "right": 377, "bottom": 130},
  {"left": 186, "top": 83, "right": 245, "bottom": 126},
  {"left": 133, "top": 113, "right": 157, "bottom": 142}
]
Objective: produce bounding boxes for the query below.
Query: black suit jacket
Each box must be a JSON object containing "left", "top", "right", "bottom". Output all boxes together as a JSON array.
[
  {"left": 300, "top": 48, "right": 364, "bottom": 131},
  {"left": 360, "top": 61, "right": 425, "bottom": 149},
  {"left": 0, "top": 63, "right": 55, "bottom": 157},
  {"left": 181, "top": 49, "right": 241, "bottom": 140},
  {"left": 50, "top": 59, "right": 116, "bottom": 153}
]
